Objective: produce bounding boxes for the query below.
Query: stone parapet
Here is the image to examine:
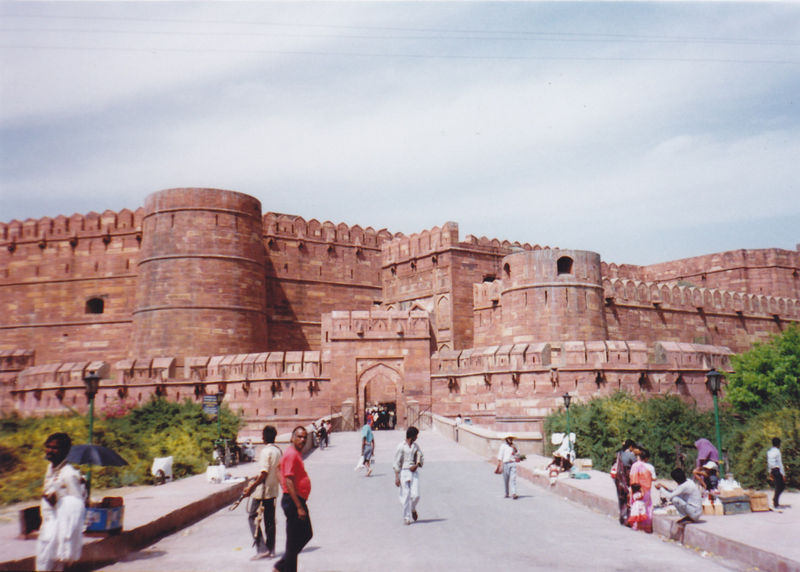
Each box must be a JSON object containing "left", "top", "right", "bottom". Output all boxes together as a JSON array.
[
  {"left": 603, "top": 277, "right": 799, "bottom": 320},
  {"left": 263, "top": 212, "right": 395, "bottom": 249}
]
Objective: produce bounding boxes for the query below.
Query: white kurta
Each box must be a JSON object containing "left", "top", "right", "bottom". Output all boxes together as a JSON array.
[{"left": 36, "top": 461, "right": 86, "bottom": 572}]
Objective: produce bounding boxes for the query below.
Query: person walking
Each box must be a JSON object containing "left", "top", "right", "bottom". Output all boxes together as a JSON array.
[
  {"left": 611, "top": 439, "right": 637, "bottom": 526},
  {"left": 273, "top": 426, "right": 313, "bottom": 572},
  {"left": 241, "top": 425, "right": 282, "bottom": 561},
  {"left": 361, "top": 420, "right": 375, "bottom": 476},
  {"left": 496, "top": 434, "right": 520, "bottom": 499},
  {"left": 36, "top": 432, "right": 86, "bottom": 572},
  {"left": 393, "top": 426, "right": 424, "bottom": 525},
  {"left": 767, "top": 437, "right": 786, "bottom": 509}
]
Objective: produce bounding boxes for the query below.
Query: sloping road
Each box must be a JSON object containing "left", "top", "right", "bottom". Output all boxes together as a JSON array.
[{"left": 102, "top": 430, "right": 738, "bottom": 571}]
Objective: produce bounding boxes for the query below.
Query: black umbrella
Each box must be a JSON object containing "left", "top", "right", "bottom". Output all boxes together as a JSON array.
[{"left": 66, "top": 444, "right": 128, "bottom": 467}]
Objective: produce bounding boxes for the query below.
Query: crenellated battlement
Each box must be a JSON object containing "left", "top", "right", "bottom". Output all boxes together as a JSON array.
[
  {"left": 382, "top": 222, "right": 541, "bottom": 265},
  {"left": 603, "top": 277, "right": 800, "bottom": 320},
  {"left": 326, "top": 309, "right": 430, "bottom": 340},
  {"left": 642, "top": 247, "right": 800, "bottom": 280},
  {"left": 461, "top": 235, "right": 539, "bottom": 252},
  {"left": 0, "top": 349, "right": 35, "bottom": 372},
  {"left": 1, "top": 208, "right": 144, "bottom": 245},
  {"left": 431, "top": 340, "right": 731, "bottom": 376},
  {"left": 263, "top": 212, "right": 396, "bottom": 249},
  {"left": 602, "top": 262, "right": 645, "bottom": 280},
  {"left": 603, "top": 247, "right": 800, "bottom": 301}
]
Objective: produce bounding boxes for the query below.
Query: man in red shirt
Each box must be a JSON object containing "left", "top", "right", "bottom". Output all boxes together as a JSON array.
[{"left": 273, "top": 426, "right": 312, "bottom": 572}]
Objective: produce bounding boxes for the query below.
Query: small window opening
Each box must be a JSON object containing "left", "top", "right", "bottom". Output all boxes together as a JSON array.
[
  {"left": 86, "top": 297, "right": 104, "bottom": 314},
  {"left": 483, "top": 274, "right": 496, "bottom": 283},
  {"left": 503, "top": 263, "right": 511, "bottom": 278},
  {"left": 557, "top": 256, "right": 573, "bottom": 275}
]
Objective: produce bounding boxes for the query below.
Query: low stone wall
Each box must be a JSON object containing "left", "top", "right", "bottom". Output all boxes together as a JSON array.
[{"left": 426, "top": 412, "right": 544, "bottom": 457}]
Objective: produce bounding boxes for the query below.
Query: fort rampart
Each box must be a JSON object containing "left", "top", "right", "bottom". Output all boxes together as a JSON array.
[
  {"left": 262, "top": 213, "right": 395, "bottom": 350},
  {"left": 1, "top": 187, "right": 797, "bottom": 433}
]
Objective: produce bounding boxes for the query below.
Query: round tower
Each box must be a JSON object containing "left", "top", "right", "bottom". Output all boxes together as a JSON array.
[
  {"left": 499, "top": 249, "right": 607, "bottom": 342},
  {"left": 131, "top": 188, "right": 268, "bottom": 358}
]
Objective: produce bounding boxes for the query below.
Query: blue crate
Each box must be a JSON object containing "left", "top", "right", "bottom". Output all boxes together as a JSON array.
[{"left": 85, "top": 506, "right": 124, "bottom": 532}]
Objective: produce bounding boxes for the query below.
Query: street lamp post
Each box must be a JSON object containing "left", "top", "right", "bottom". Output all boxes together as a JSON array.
[
  {"left": 83, "top": 370, "right": 101, "bottom": 499},
  {"left": 562, "top": 393, "right": 573, "bottom": 458},
  {"left": 706, "top": 368, "right": 725, "bottom": 475},
  {"left": 216, "top": 390, "right": 225, "bottom": 440}
]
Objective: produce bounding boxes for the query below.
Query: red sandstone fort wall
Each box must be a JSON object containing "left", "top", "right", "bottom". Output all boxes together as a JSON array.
[
  {"left": 382, "top": 223, "right": 537, "bottom": 351},
  {"left": 263, "top": 213, "right": 394, "bottom": 350},
  {"left": 603, "top": 277, "right": 799, "bottom": 353},
  {"left": 132, "top": 189, "right": 268, "bottom": 359},
  {"left": 431, "top": 340, "right": 732, "bottom": 432},
  {"left": 0, "top": 209, "right": 144, "bottom": 365},
  {"left": 602, "top": 247, "right": 800, "bottom": 300}
]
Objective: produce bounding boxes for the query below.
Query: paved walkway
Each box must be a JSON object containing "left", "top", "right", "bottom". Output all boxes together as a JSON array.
[{"left": 0, "top": 429, "right": 797, "bottom": 571}]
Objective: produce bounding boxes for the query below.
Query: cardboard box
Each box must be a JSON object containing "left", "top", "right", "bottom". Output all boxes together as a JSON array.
[{"left": 746, "top": 490, "right": 770, "bottom": 512}]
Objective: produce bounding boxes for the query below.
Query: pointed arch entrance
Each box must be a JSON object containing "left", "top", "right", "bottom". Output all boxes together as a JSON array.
[{"left": 357, "top": 360, "right": 403, "bottom": 428}]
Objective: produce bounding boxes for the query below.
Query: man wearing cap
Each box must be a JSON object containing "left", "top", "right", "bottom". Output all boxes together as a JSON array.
[
  {"left": 692, "top": 460, "right": 719, "bottom": 492},
  {"left": 496, "top": 434, "right": 520, "bottom": 499}
]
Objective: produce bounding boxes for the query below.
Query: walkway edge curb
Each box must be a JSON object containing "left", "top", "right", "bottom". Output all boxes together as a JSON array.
[
  {"left": 0, "top": 480, "right": 246, "bottom": 572},
  {"left": 516, "top": 464, "right": 800, "bottom": 572}
]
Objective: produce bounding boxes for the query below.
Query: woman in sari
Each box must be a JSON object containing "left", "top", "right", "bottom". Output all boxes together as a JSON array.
[{"left": 628, "top": 447, "right": 656, "bottom": 533}]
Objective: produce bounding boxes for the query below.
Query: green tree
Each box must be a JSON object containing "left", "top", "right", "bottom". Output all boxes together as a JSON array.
[{"left": 726, "top": 325, "right": 800, "bottom": 416}]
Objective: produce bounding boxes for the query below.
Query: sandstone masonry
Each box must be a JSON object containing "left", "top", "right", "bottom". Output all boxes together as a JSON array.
[{"left": 1, "top": 188, "right": 798, "bottom": 438}]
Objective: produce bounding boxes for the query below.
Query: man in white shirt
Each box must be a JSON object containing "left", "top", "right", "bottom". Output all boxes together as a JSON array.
[
  {"left": 767, "top": 437, "right": 786, "bottom": 509},
  {"left": 241, "top": 425, "right": 282, "bottom": 560},
  {"left": 496, "top": 435, "right": 520, "bottom": 499},
  {"left": 655, "top": 468, "right": 703, "bottom": 523},
  {"left": 37, "top": 432, "right": 86, "bottom": 572},
  {"left": 393, "top": 426, "right": 424, "bottom": 525}
]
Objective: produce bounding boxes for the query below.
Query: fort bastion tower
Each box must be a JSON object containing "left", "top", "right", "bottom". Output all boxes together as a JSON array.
[
  {"left": 131, "top": 188, "right": 268, "bottom": 358},
  {"left": 500, "top": 249, "right": 607, "bottom": 343}
]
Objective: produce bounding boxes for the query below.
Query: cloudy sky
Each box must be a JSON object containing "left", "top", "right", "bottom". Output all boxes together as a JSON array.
[{"left": 1, "top": 2, "right": 798, "bottom": 265}]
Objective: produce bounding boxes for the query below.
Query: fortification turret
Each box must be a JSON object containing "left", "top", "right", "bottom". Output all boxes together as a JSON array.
[
  {"left": 131, "top": 188, "right": 268, "bottom": 358},
  {"left": 500, "top": 249, "right": 607, "bottom": 342}
]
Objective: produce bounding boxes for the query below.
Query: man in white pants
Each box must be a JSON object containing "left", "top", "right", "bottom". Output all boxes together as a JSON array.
[
  {"left": 37, "top": 433, "right": 86, "bottom": 572},
  {"left": 393, "top": 426, "right": 424, "bottom": 525}
]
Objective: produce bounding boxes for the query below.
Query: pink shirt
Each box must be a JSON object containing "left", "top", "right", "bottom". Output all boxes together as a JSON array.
[{"left": 280, "top": 446, "right": 311, "bottom": 500}]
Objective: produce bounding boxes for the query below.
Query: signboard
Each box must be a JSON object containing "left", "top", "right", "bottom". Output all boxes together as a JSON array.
[{"left": 202, "top": 395, "right": 219, "bottom": 416}]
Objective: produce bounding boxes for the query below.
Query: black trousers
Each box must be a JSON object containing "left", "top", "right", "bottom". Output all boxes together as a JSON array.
[
  {"left": 248, "top": 497, "right": 276, "bottom": 554},
  {"left": 274, "top": 494, "right": 313, "bottom": 572},
  {"left": 771, "top": 468, "right": 785, "bottom": 507}
]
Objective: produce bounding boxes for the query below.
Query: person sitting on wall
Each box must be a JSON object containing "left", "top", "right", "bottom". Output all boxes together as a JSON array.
[
  {"left": 692, "top": 461, "right": 720, "bottom": 496},
  {"left": 547, "top": 433, "right": 575, "bottom": 484},
  {"left": 655, "top": 468, "right": 703, "bottom": 524}
]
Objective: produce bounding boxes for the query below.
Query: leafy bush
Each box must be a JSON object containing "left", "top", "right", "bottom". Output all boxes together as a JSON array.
[
  {"left": 728, "top": 408, "right": 800, "bottom": 489},
  {"left": 0, "top": 397, "right": 242, "bottom": 505},
  {"left": 726, "top": 324, "right": 800, "bottom": 416},
  {"left": 544, "top": 392, "right": 738, "bottom": 479}
]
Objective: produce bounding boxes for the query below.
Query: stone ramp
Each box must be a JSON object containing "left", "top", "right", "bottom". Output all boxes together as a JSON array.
[
  {"left": 1, "top": 429, "right": 798, "bottom": 571},
  {"left": 516, "top": 453, "right": 800, "bottom": 572},
  {"left": 0, "top": 464, "right": 250, "bottom": 571}
]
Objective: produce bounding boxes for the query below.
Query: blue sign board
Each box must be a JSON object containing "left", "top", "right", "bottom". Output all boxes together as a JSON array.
[{"left": 202, "top": 395, "right": 219, "bottom": 416}]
